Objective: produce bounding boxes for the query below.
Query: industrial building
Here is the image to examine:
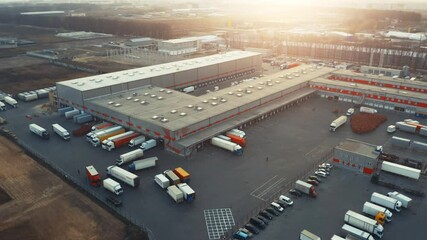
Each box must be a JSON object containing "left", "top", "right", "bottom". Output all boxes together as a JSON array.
[
  {"left": 158, "top": 38, "right": 199, "bottom": 56},
  {"left": 56, "top": 50, "right": 427, "bottom": 156},
  {"left": 333, "top": 139, "right": 380, "bottom": 174}
]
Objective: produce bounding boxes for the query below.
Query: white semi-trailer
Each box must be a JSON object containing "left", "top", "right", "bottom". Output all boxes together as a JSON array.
[
  {"left": 363, "top": 202, "right": 392, "bottom": 222},
  {"left": 29, "top": 123, "right": 49, "bottom": 139},
  {"left": 4, "top": 96, "right": 18, "bottom": 108},
  {"left": 330, "top": 115, "right": 347, "bottom": 131},
  {"left": 128, "top": 157, "right": 158, "bottom": 172},
  {"left": 387, "top": 191, "right": 412, "bottom": 208},
  {"left": 211, "top": 137, "right": 243, "bottom": 155},
  {"left": 106, "top": 165, "right": 139, "bottom": 187},
  {"left": 116, "top": 149, "right": 144, "bottom": 166},
  {"left": 344, "top": 210, "right": 384, "bottom": 238},
  {"left": 52, "top": 123, "right": 70, "bottom": 140},
  {"left": 381, "top": 161, "right": 420, "bottom": 180},
  {"left": 154, "top": 174, "right": 170, "bottom": 189},
  {"left": 341, "top": 224, "right": 375, "bottom": 240},
  {"left": 128, "top": 136, "right": 146, "bottom": 147},
  {"left": 371, "top": 192, "right": 402, "bottom": 212}
]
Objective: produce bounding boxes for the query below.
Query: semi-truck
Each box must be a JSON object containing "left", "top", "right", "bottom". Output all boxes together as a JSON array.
[
  {"left": 177, "top": 183, "right": 195, "bottom": 202},
  {"left": 140, "top": 139, "right": 157, "bottom": 151},
  {"left": 387, "top": 191, "right": 412, "bottom": 208},
  {"left": 341, "top": 224, "right": 375, "bottom": 240},
  {"left": 86, "top": 125, "right": 119, "bottom": 141},
  {"left": 154, "top": 174, "right": 170, "bottom": 189},
  {"left": 173, "top": 167, "right": 190, "bottom": 183},
  {"left": 381, "top": 161, "right": 420, "bottom": 180},
  {"left": 362, "top": 202, "right": 392, "bottom": 224},
  {"left": 330, "top": 115, "right": 347, "bottom": 131},
  {"left": 29, "top": 123, "right": 49, "bottom": 139},
  {"left": 91, "top": 126, "right": 125, "bottom": 147},
  {"left": 106, "top": 165, "right": 139, "bottom": 187},
  {"left": 360, "top": 107, "right": 377, "bottom": 114},
  {"left": 300, "top": 229, "right": 321, "bottom": 240},
  {"left": 395, "top": 121, "right": 417, "bottom": 133},
  {"left": 167, "top": 185, "right": 184, "bottom": 203},
  {"left": 85, "top": 165, "right": 101, "bottom": 187},
  {"left": 128, "top": 136, "right": 146, "bottom": 147},
  {"left": 103, "top": 178, "right": 123, "bottom": 195},
  {"left": 344, "top": 210, "right": 384, "bottom": 238},
  {"left": 371, "top": 192, "right": 402, "bottom": 212},
  {"left": 116, "top": 149, "right": 144, "bottom": 166},
  {"left": 164, "top": 170, "right": 180, "bottom": 185},
  {"left": 295, "top": 180, "right": 317, "bottom": 198},
  {"left": 102, "top": 131, "right": 140, "bottom": 151},
  {"left": 229, "top": 128, "right": 246, "bottom": 138},
  {"left": 226, "top": 133, "right": 246, "bottom": 147},
  {"left": 91, "top": 122, "right": 113, "bottom": 132},
  {"left": 217, "top": 135, "right": 231, "bottom": 141},
  {"left": 211, "top": 137, "right": 243, "bottom": 155},
  {"left": 226, "top": 130, "right": 245, "bottom": 139},
  {"left": 4, "top": 96, "right": 18, "bottom": 108},
  {"left": 52, "top": 123, "right": 70, "bottom": 140},
  {"left": 101, "top": 131, "right": 135, "bottom": 150},
  {"left": 128, "top": 157, "right": 158, "bottom": 172}
]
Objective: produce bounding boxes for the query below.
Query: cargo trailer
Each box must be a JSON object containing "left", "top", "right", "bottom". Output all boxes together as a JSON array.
[
  {"left": 85, "top": 165, "right": 101, "bottom": 187},
  {"left": 344, "top": 210, "right": 383, "bottom": 238},
  {"left": 52, "top": 123, "right": 70, "bottom": 140},
  {"left": 173, "top": 167, "right": 190, "bottom": 183},
  {"left": 381, "top": 161, "right": 420, "bottom": 180},
  {"left": 29, "top": 123, "right": 49, "bottom": 139},
  {"left": 106, "top": 165, "right": 139, "bottom": 187},
  {"left": 154, "top": 174, "right": 170, "bottom": 189},
  {"left": 116, "top": 149, "right": 144, "bottom": 166},
  {"left": 177, "top": 183, "right": 195, "bottom": 202},
  {"left": 164, "top": 170, "right": 180, "bottom": 185},
  {"left": 128, "top": 157, "right": 158, "bottom": 172},
  {"left": 103, "top": 178, "right": 123, "bottom": 195},
  {"left": 167, "top": 185, "right": 184, "bottom": 203},
  {"left": 211, "top": 137, "right": 243, "bottom": 155}
]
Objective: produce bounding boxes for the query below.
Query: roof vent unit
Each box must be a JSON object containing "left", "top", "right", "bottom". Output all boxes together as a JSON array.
[
  {"left": 113, "top": 76, "right": 119, "bottom": 79},
  {"left": 150, "top": 94, "right": 157, "bottom": 98},
  {"left": 95, "top": 79, "right": 103, "bottom": 83},
  {"left": 77, "top": 82, "right": 85, "bottom": 86},
  {"left": 89, "top": 78, "right": 96, "bottom": 81},
  {"left": 202, "top": 100, "right": 209, "bottom": 103},
  {"left": 129, "top": 73, "right": 134, "bottom": 76},
  {"left": 114, "top": 103, "right": 122, "bottom": 107},
  {"left": 144, "top": 92, "right": 149, "bottom": 96},
  {"left": 71, "top": 81, "right": 78, "bottom": 85},
  {"left": 160, "top": 118, "right": 169, "bottom": 123},
  {"left": 220, "top": 98, "right": 227, "bottom": 103},
  {"left": 157, "top": 96, "right": 164, "bottom": 100},
  {"left": 132, "top": 92, "right": 138, "bottom": 96},
  {"left": 152, "top": 116, "right": 159, "bottom": 119},
  {"left": 236, "top": 93, "right": 243, "bottom": 97},
  {"left": 248, "top": 85, "right": 254, "bottom": 88},
  {"left": 140, "top": 101, "right": 148, "bottom": 105},
  {"left": 196, "top": 107, "right": 203, "bottom": 111},
  {"left": 166, "top": 90, "right": 172, "bottom": 94},
  {"left": 170, "top": 109, "right": 177, "bottom": 113},
  {"left": 159, "top": 89, "right": 165, "bottom": 92},
  {"left": 179, "top": 112, "right": 187, "bottom": 116},
  {"left": 126, "top": 97, "right": 132, "bottom": 100},
  {"left": 267, "top": 82, "right": 273, "bottom": 86},
  {"left": 294, "top": 74, "right": 300, "bottom": 77},
  {"left": 402, "top": 91, "right": 407, "bottom": 94},
  {"left": 211, "top": 97, "right": 218, "bottom": 100},
  {"left": 106, "top": 75, "right": 112, "bottom": 78},
  {"left": 237, "top": 89, "right": 243, "bottom": 92},
  {"left": 258, "top": 82, "right": 264, "bottom": 85},
  {"left": 187, "top": 105, "right": 194, "bottom": 108},
  {"left": 228, "top": 92, "right": 233, "bottom": 95},
  {"left": 123, "top": 72, "right": 128, "bottom": 75},
  {"left": 257, "top": 87, "right": 263, "bottom": 90},
  {"left": 211, "top": 102, "right": 218, "bottom": 106},
  {"left": 108, "top": 101, "right": 115, "bottom": 105},
  {"left": 133, "top": 99, "right": 139, "bottom": 102},
  {"left": 275, "top": 80, "right": 281, "bottom": 84},
  {"left": 246, "top": 90, "right": 252, "bottom": 94}
]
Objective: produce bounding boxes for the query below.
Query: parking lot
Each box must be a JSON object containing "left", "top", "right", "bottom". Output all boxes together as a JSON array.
[{"left": 0, "top": 94, "right": 425, "bottom": 240}]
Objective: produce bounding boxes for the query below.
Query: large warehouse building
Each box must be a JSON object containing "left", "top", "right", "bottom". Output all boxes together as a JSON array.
[{"left": 56, "top": 50, "right": 427, "bottom": 156}]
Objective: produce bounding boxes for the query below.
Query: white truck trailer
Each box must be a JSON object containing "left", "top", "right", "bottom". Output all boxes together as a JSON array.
[
  {"left": 371, "top": 192, "right": 402, "bottom": 212},
  {"left": 116, "top": 149, "right": 144, "bottom": 166},
  {"left": 128, "top": 157, "right": 158, "bottom": 172},
  {"left": 103, "top": 178, "right": 123, "bottom": 195},
  {"left": 330, "top": 115, "right": 347, "bottom": 131},
  {"left": 128, "top": 136, "right": 146, "bottom": 147},
  {"left": 381, "top": 161, "right": 420, "bottom": 180},
  {"left": 177, "top": 183, "right": 195, "bottom": 202},
  {"left": 387, "top": 191, "right": 412, "bottom": 208},
  {"left": 344, "top": 210, "right": 384, "bottom": 238},
  {"left": 52, "top": 123, "right": 70, "bottom": 140},
  {"left": 4, "top": 96, "right": 18, "bottom": 108},
  {"left": 29, "top": 123, "right": 49, "bottom": 139},
  {"left": 167, "top": 185, "right": 184, "bottom": 203},
  {"left": 140, "top": 139, "right": 157, "bottom": 151},
  {"left": 341, "top": 224, "right": 375, "bottom": 240},
  {"left": 106, "top": 165, "right": 139, "bottom": 187},
  {"left": 154, "top": 174, "right": 170, "bottom": 189},
  {"left": 360, "top": 107, "right": 377, "bottom": 114},
  {"left": 101, "top": 131, "right": 135, "bottom": 150},
  {"left": 211, "top": 137, "right": 243, "bottom": 155},
  {"left": 363, "top": 202, "right": 392, "bottom": 222},
  {"left": 300, "top": 229, "right": 321, "bottom": 240}
]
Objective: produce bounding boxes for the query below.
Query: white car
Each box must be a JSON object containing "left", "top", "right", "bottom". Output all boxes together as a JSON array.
[
  {"left": 387, "top": 125, "right": 396, "bottom": 133},
  {"left": 346, "top": 108, "right": 355, "bottom": 116},
  {"left": 315, "top": 171, "right": 327, "bottom": 178},
  {"left": 279, "top": 195, "right": 294, "bottom": 206},
  {"left": 271, "top": 202, "right": 284, "bottom": 212}
]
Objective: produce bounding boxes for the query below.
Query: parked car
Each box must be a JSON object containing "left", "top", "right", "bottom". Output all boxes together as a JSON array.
[
  {"left": 319, "top": 163, "right": 333, "bottom": 170},
  {"left": 259, "top": 210, "right": 273, "bottom": 220},
  {"left": 266, "top": 207, "right": 280, "bottom": 216},
  {"left": 271, "top": 202, "right": 284, "bottom": 212},
  {"left": 346, "top": 108, "right": 355, "bottom": 116},
  {"left": 249, "top": 217, "right": 266, "bottom": 229},
  {"left": 275, "top": 200, "right": 288, "bottom": 209},
  {"left": 307, "top": 179, "right": 319, "bottom": 186},
  {"left": 257, "top": 215, "right": 269, "bottom": 225},
  {"left": 244, "top": 224, "right": 260, "bottom": 235},
  {"left": 318, "top": 167, "right": 330, "bottom": 175},
  {"left": 314, "top": 171, "right": 327, "bottom": 178},
  {"left": 233, "top": 230, "right": 249, "bottom": 240},
  {"left": 106, "top": 195, "right": 122, "bottom": 207},
  {"left": 239, "top": 228, "right": 253, "bottom": 238},
  {"left": 308, "top": 175, "right": 322, "bottom": 182},
  {"left": 279, "top": 195, "right": 294, "bottom": 206},
  {"left": 289, "top": 188, "right": 302, "bottom": 197}
]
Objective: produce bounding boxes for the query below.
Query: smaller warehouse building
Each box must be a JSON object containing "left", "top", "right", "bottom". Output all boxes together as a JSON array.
[
  {"left": 158, "top": 38, "right": 199, "bottom": 56},
  {"left": 333, "top": 139, "right": 380, "bottom": 174}
]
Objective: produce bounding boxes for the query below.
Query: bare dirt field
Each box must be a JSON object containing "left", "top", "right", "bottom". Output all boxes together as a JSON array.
[{"left": 0, "top": 136, "right": 147, "bottom": 240}]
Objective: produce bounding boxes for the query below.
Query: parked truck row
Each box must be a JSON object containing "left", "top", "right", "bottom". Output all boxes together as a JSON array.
[
  {"left": 154, "top": 167, "right": 194, "bottom": 203},
  {"left": 211, "top": 129, "right": 246, "bottom": 155}
]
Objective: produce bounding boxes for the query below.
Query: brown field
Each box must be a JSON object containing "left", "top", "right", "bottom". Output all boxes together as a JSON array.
[{"left": 0, "top": 136, "right": 147, "bottom": 240}]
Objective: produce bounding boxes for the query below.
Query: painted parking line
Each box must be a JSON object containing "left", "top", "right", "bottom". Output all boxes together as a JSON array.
[{"left": 251, "top": 175, "right": 287, "bottom": 201}]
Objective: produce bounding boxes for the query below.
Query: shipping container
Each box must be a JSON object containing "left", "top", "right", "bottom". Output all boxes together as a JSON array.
[
  {"left": 381, "top": 161, "right": 420, "bottom": 180},
  {"left": 128, "top": 157, "right": 158, "bottom": 172},
  {"left": 173, "top": 167, "right": 190, "bottom": 183},
  {"left": 167, "top": 185, "right": 184, "bottom": 203}
]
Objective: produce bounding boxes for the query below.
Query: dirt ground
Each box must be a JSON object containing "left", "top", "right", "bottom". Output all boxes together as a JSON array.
[{"left": 0, "top": 136, "right": 147, "bottom": 240}]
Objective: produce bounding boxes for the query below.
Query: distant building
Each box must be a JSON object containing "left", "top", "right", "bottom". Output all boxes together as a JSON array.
[
  {"left": 20, "top": 11, "right": 65, "bottom": 16},
  {"left": 384, "top": 31, "right": 427, "bottom": 41},
  {"left": 361, "top": 66, "right": 402, "bottom": 77},
  {"left": 158, "top": 35, "right": 220, "bottom": 56},
  {"left": 125, "top": 38, "right": 155, "bottom": 48},
  {"left": 0, "top": 38, "right": 17, "bottom": 49}
]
